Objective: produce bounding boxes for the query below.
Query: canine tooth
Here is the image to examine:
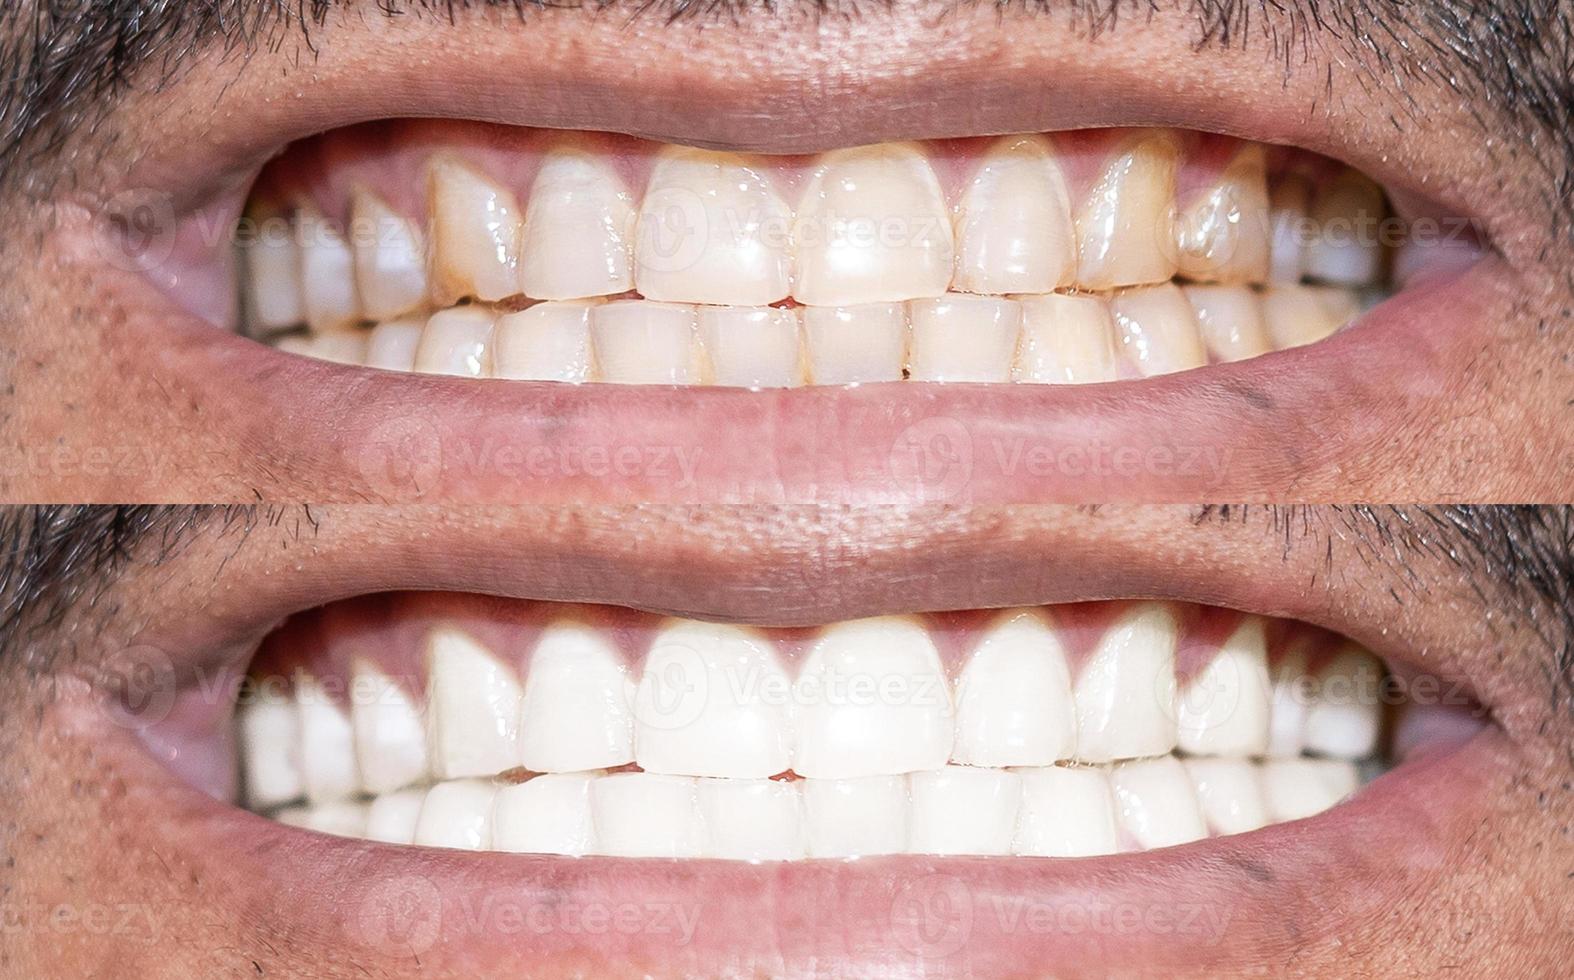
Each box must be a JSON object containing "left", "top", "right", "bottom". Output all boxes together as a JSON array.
[
  {"left": 1075, "top": 133, "right": 1180, "bottom": 290},
  {"left": 802, "top": 775, "right": 909, "bottom": 858},
  {"left": 298, "top": 801, "right": 369, "bottom": 838},
  {"left": 364, "top": 317, "right": 426, "bottom": 372},
  {"left": 792, "top": 143, "right": 954, "bottom": 305},
  {"left": 414, "top": 306, "right": 495, "bottom": 378},
  {"left": 1073, "top": 602, "right": 1178, "bottom": 763},
  {"left": 1110, "top": 284, "right": 1208, "bottom": 378},
  {"left": 636, "top": 148, "right": 792, "bottom": 306},
  {"left": 425, "top": 628, "right": 522, "bottom": 779},
  {"left": 591, "top": 772, "right": 703, "bottom": 858},
  {"left": 1108, "top": 756, "right": 1208, "bottom": 850},
  {"left": 1304, "top": 646, "right": 1384, "bottom": 760},
  {"left": 295, "top": 674, "right": 361, "bottom": 804},
  {"left": 492, "top": 773, "right": 599, "bottom": 856},
  {"left": 794, "top": 616, "right": 954, "bottom": 779},
  {"left": 520, "top": 147, "right": 636, "bottom": 300},
  {"left": 801, "top": 304, "right": 909, "bottom": 385},
  {"left": 1182, "top": 758, "right": 1268, "bottom": 836},
  {"left": 590, "top": 301, "right": 701, "bottom": 384},
  {"left": 1304, "top": 171, "right": 1387, "bottom": 286},
  {"left": 1013, "top": 294, "right": 1120, "bottom": 385},
  {"left": 1265, "top": 644, "right": 1315, "bottom": 758},
  {"left": 1174, "top": 146, "right": 1271, "bottom": 284},
  {"left": 1012, "top": 765, "right": 1119, "bottom": 857},
  {"left": 1269, "top": 174, "right": 1312, "bottom": 283},
  {"left": 1261, "top": 758, "right": 1359, "bottom": 822},
  {"left": 238, "top": 688, "right": 303, "bottom": 809},
  {"left": 1176, "top": 617, "right": 1272, "bottom": 757},
  {"left": 1182, "top": 284, "right": 1271, "bottom": 363},
  {"left": 699, "top": 778, "right": 805, "bottom": 861},
  {"left": 909, "top": 766, "right": 1022, "bottom": 856},
  {"left": 413, "top": 779, "right": 498, "bottom": 850},
  {"left": 298, "top": 207, "right": 361, "bottom": 332},
  {"left": 954, "top": 135, "right": 1077, "bottom": 294},
  {"left": 364, "top": 788, "right": 427, "bottom": 845},
  {"left": 351, "top": 661, "right": 429, "bottom": 795},
  {"left": 429, "top": 157, "right": 522, "bottom": 304},
  {"left": 518, "top": 620, "right": 634, "bottom": 772},
  {"left": 493, "top": 302, "right": 596, "bottom": 383},
  {"left": 698, "top": 306, "right": 804, "bottom": 389},
  {"left": 953, "top": 609, "right": 1076, "bottom": 767},
  {"left": 907, "top": 295, "right": 1022, "bottom": 383},
  {"left": 1262, "top": 285, "right": 1360, "bottom": 350},
  {"left": 242, "top": 216, "right": 305, "bottom": 332},
  {"left": 350, "top": 190, "right": 428, "bottom": 320}
]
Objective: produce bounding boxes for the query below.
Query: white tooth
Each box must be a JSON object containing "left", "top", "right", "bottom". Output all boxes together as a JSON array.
[
  {"left": 1182, "top": 757, "right": 1268, "bottom": 836},
  {"left": 1013, "top": 294, "right": 1120, "bottom": 385},
  {"left": 492, "top": 773, "right": 599, "bottom": 856},
  {"left": 350, "top": 190, "right": 428, "bottom": 320},
  {"left": 364, "top": 317, "right": 426, "bottom": 372},
  {"left": 295, "top": 673, "right": 361, "bottom": 804},
  {"left": 698, "top": 778, "right": 805, "bottom": 861},
  {"left": 952, "top": 609, "right": 1076, "bottom": 767},
  {"left": 518, "top": 620, "right": 634, "bottom": 773},
  {"left": 1265, "top": 643, "right": 1315, "bottom": 758},
  {"left": 1261, "top": 758, "right": 1359, "bottom": 822},
  {"left": 908, "top": 766, "right": 1022, "bottom": 856},
  {"left": 243, "top": 214, "right": 305, "bottom": 333},
  {"left": 794, "top": 616, "right": 954, "bottom": 779},
  {"left": 1182, "top": 284, "right": 1271, "bottom": 364},
  {"left": 1109, "top": 284, "right": 1208, "bottom": 378},
  {"left": 698, "top": 306, "right": 804, "bottom": 389},
  {"left": 801, "top": 304, "right": 909, "bottom": 385},
  {"left": 413, "top": 779, "right": 498, "bottom": 850},
  {"left": 1073, "top": 602, "right": 1178, "bottom": 763},
  {"left": 635, "top": 148, "right": 792, "bottom": 306},
  {"left": 907, "top": 295, "right": 1022, "bottom": 383},
  {"left": 278, "top": 332, "right": 369, "bottom": 366},
  {"left": 1303, "top": 171, "right": 1386, "bottom": 287},
  {"left": 634, "top": 620, "right": 793, "bottom": 779},
  {"left": 299, "top": 801, "right": 369, "bottom": 839},
  {"left": 519, "top": 146, "right": 636, "bottom": 300},
  {"left": 1261, "top": 285, "right": 1359, "bottom": 350},
  {"left": 590, "top": 301, "right": 701, "bottom": 384},
  {"left": 364, "top": 788, "right": 427, "bottom": 845},
  {"left": 493, "top": 302, "right": 596, "bottom": 383},
  {"left": 351, "top": 661, "right": 429, "bottom": 795},
  {"left": 1011, "top": 765, "right": 1119, "bottom": 857},
  {"left": 1174, "top": 146, "right": 1271, "bottom": 284},
  {"left": 413, "top": 306, "right": 495, "bottom": 378},
  {"left": 1108, "top": 756, "right": 1207, "bottom": 850},
  {"left": 1075, "top": 132, "right": 1180, "bottom": 290},
  {"left": 802, "top": 775, "right": 909, "bottom": 858},
  {"left": 428, "top": 156, "right": 522, "bottom": 304},
  {"left": 591, "top": 772, "right": 703, "bottom": 858},
  {"left": 425, "top": 628, "right": 523, "bottom": 780},
  {"left": 274, "top": 806, "right": 311, "bottom": 829},
  {"left": 1304, "top": 646, "right": 1384, "bottom": 760},
  {"left": 792, "top": 143, "right": 954, "bottom": 305},
  {"left": 1269, "top": 174, "right": 1312, "bottom": 284},
  {"left": 1176, "top": 617, "right": 1272, "bottom": 757},
  {"left": 298, "top": 206, "right": 361, "bottom": 333},
  {"left": 954, "top": 135, "right": 1077, "bottom": 295},
  {"left": 238, "top": 687, "right": 303, "bottom": 809}
]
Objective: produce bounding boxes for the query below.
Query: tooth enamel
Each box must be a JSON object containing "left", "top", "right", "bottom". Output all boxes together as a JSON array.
[
  {"left": 278, "top": 332, "right": 369, "bottom": 366},
  {"left": 519, "top": 146, "right": 636, "bottom": 301},
  {"left": 364, "top": 788, "right": 427, "bottom": 845},
  {"left": 590, "top": 301, "right": 702, "bottom": 384},
  {"left": 1303, "top": 171, "right": 1387, "bottom": 287},
  {"left": 792, "top": 143, "right": 954, "bottom": 305},
  {"left": 1261, "top": 285, "right": 1360, "bottom": 350},
  {"left": 698, "top": 778, "right": 806, "bottom": 861},
  {"left": 238, "top": 687, "right": 303, "bottom": 809},
  {"left": 350, "top": 660, "right": 429, "bottom": 795},
  {"left": 698, "top": 306, "right": 805, "bottom": 389},
  {"left": 297, "top": 207, "right": 361, "bottom": 333},
  {"left": 428, "top": 157, "right": 523, "bottom": 304},
  {"left": 1182, "top": 757, "right": 1269, "bottom": 836},
  {"left": 518, "top": 620, "right": 635, "bottom": 772},
  {"left": 1265, "top": 643, "right": 1315, "bottom": 758},
  {"left": 1176, "top": 617, "right": 1272, "bottom": 757},
  {"left": 1011, "top": 765, "right": 1120, "bottom": 857},
  {"left": 413, "top": 306, "right": 495, "bottom": 378},
  {"left": 242, "top": 215, "right": 305, "bottom": 333},
  {"left": 1269, "top": 174, "right": 1313, "bottom": 284},
  {"left": 907, "top": 295, "right": 1023, "bottom": 383},
  {"left": 1108, "top": 756, "right": 1208, "bottom": 850},
  {"left": 413, "top": 778, "right": 498, "bottom": 850},
  {"left": 492, "top": 302, "right": 597, "bottom": 383},
  {"left": 954, "top": 135, "right": 1077, "bottom": 295},
  {"left": 364, "top": 317, "right": 426, "bottom": 372},
  {"left": 794, "top": 616, "right": 954, "bottom": 779},
  {"left": 295, "top": 801, "right": 369, "bottom": 839},
  {"left": 294, "top": 673, "right": 361, "bottom": 804},
  {"left": 1075, "top": 133, "right": 1180, "bottom": 290},
  {"left": 1303, "top": 646, "right": 1384, "bottom": 760},
  {"left": 1013, "top": 294, "right": 1120, "bottom": 385},
  {"left": 801, "top": 303, "right": 909, "bottom": 385},
  {"left": 635, "top": 148, "right": 793, "bottom": 306},
  {"left": 591, "top": 772, "right": 704, "bottom": 858},
  {"left": 802, "top": 775, "right": 910, "bottom": 858},
  {"left": 350, "top": 190, "right": 428, "bottom": 320},
  {"left": 425, "top": 628, "right": 523, "bottom": 780},
  {"left": 1109, "top": 283, "right": 1208, "bottom": 378},
  {"left": 1073, "top": 602, "right": 1179, "bottom": 763},
  {"left": 1261, "top": 758, "right": 1359, "bottom": 822},
  {"left": 1174, "top": 146, "right": 1271, "bottom": 284},
  {"left": 492, "top": 773, "right": 599, "bottom": 856},
  {"left": 953, "top": 609, "right": 1077, "bottom": 767},
  {"left": 1182, "top": 284, "right": 1272, "bottom": 363},
  {"left": 908, "top": 765, "right": 1022, "bottom": 856}
]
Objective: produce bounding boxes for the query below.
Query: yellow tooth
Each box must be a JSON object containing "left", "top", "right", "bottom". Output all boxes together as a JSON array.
[
  {"left": 1174, "top": 146, "right": 1270, "bottom": 285},
  {"left": 364, "top": 316, "right": 426, "bottom": 372},
  {"left": 698, "top": 306, "right": 804, "bottom": 389},
  {"left": 428, "top": 157, "right": 522, "bottom": 305},
  {"left": 590, "top": 301, "right": 702, "bottom": 384},
  {"left": 493, "top": 301, "right": 597, "bottom": 383},
  {"left": 413, "top": 306, "right": 496, "bottom": 378},
  {"left": 1304, "top": 170, "right": 1388, "bottom": 287},
  {"left": 297, "top": 204, "right": 361, "bottom": 333},
  {"left": 1268, "top": 174, "right": 1312, "bottom": 284},
  {"left": 519, "top": 146, "right": 636, "bottom": 301},
  {"left": 1075, "top": 133, "right": 1180, "bottom": 290},
  {"left": 1182, "top": 284, "right": 1271, "bottom": 364},
  {"left": 1013, "top": 294, "right": 1120, "bottom": 385},
  {"left": 241, "top": 212, "right": 305, "bottom": 334},
  {"left": 802, "top": 304, "right": 909, "bottom": 386},
  {"left": 350, "top": 189, "right": 428, "bottom": 321},
  {"left": 907, "top": 295, "right": 1022, "bottom": 383},
  {"left": 1109, "top": 283, "right": 1207, "bottom": 378},
  {"left": 278, "top": 331, "right": 369, "bottom": 366},
  {"left": 954, "top": 135, "right": 1077, "bottom": 295},
  {"left": 1261, "top": 285, "right": 1360, "bottom": 350}
]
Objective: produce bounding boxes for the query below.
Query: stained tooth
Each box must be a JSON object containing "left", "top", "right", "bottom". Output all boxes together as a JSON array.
[
  {"left": 298, "top": 801, "right": 369, "bottom": 839},
  {"left": 1269, "top": 174, "right": 1313, "bottom": 284},
  {"left": 295, "top": 673, "right": 361, "bottom": 804},
  {"left": 364, "top": 788, "right": 427, "bottom": 845},
  {"left": 492, "top": 773, "right": 599, "bottom": 856},
  {"left": 1011, "top": 765, "right": 1119, "bottom": 857},
  {"left": 413, "top": 778, "right": 498, "bottom": 850},
  {"left": 802, "top": 776, "right": 909, "bottom": 858},
  {"left": 1261, "top": 285, "right": 1360, "bottom": 350},
  {"left": 1073, "top": 602, "right": 1178, "bottom": 763},
  {"left": 350, "top": 190, "right": 428, "bottom": 321},
  {"left": 909, "top": 766, "right": 1022, "bottom": 856},
  {"left": 954, "top": 135, "right": 1077, "bottom": 295},
  {"left": 519, "top": 146, "right": 636, "bottom": 300},
  {"left": 1176, "top": 617, "right": 1272, "bottom": 757},
  {"left": 1183, "top": 284, "right": 1271, "bottom": 364},
  {"left": 1303, "top": 646, "right": 1384, "bottom": 760},
  {"left": 635, "top": 148, "right": 792, "bottom": 306},
  {"left": 590, "top": 301, "right": 701, "bottom": 384},
  {"left": 1110, "top": 283, "right": 1208, "bottom": 378},
  {"left": 698, "top": 778, "right": 805, "bottom": 861},
  {"left": 1174, "top": 146, "right": 1271, "bottom": 284},
  {"left": 1108, "top": 756, "right": 1208, "bottom": 850},
  {"left": 425, "top": 628, "right": 523, "bottom": 780},
  {"left": 242, "top": 214, "right": 305, "bottom": 333},
  {"left": 1265, "top": 643, "right": 1315, "bottom": 758},
  {"left": 238, "top": 687, "right": 303, "bottom": 809},
  {"left": 591, "top": 772, "right": 703, "bottom": 858},
  {"left": 953, "top": 609, "right": 1077, "bottom": 767},
  {"left": 792, "top": 143, "right": 954, "bottom": 306},
  {"left": 364, "top": 317, "right": 426, "bottom": 372},
  {"left": 413, "top": 306, "right": 495, "bottom": 378},
  {"left": 277, "top": 332, "right": 368, "bottom": 366},
  {"left": 1304, "top": 171, "right": 1387, "bottom": 287},
  {"left": 698, "top": 306, "right": 804, "bottom": 389},
  {"left": 1013, "top": 294, "right": 1120, "bottom": 385},
  {"left": 801, "top": 304, "right": 909, "bottom": 385},
  {"left": 428, "top": 157, "right": 522, "bottom": 305},
  {"left": 517, "top": 621, "right": 634, "bottom": 773},
  {"left": 794, "top": 616, "right": 954, "bottom": 779},
  {"left": 350, "top": 660, "right": 429, "bottom": 795},
  {"left": 297, "top": 206, "right": 361, "bottom": 332},
  {"left": 1075, "top": 132, "right": 1180, "bottom": 290},
  {"left": 1261, "top": 758, "right": 1359, "bottom": 822},
  {"left": 493, "top": 302, "right": 596, "bottom": 383},
  {"left": 907, "top": 295, "right": 1022, "bottom": 383},
  {"left": 1182, "top": 758, "right": 1269, "bottom": 836}
]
